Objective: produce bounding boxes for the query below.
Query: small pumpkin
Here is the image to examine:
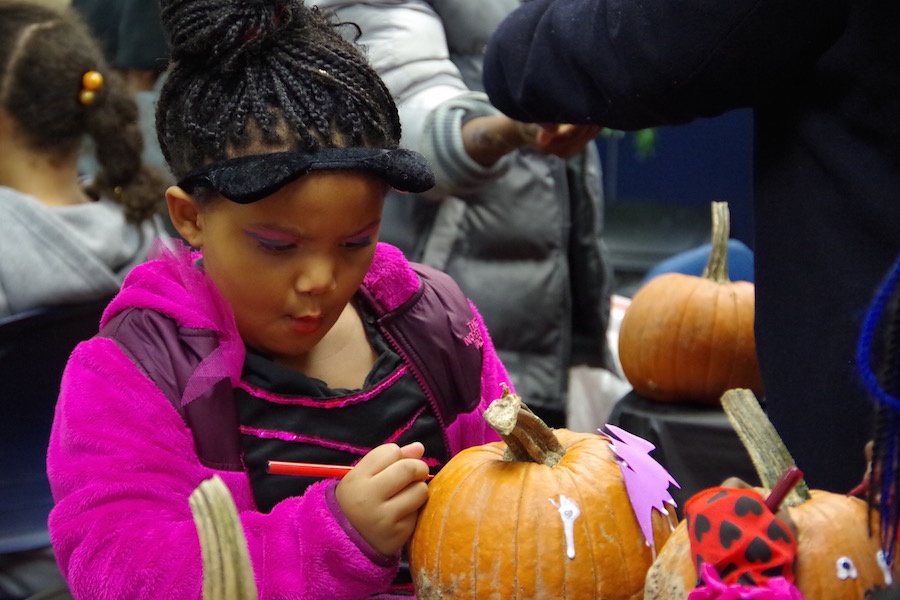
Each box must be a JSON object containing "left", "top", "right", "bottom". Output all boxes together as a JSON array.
[
  {"left": 617, "top": 202, "right": 763, "bottom": 403},
  {"left": 409, "top": 385, "right": 678, "bottom": 599},
  {"left": 644, "top": 389, "right": 895, "bottom": 599}
]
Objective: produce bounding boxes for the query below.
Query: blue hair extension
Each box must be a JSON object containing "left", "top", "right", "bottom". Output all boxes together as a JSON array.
[{"left": 857, "top": 254, "right": 900, "bottom": 567}]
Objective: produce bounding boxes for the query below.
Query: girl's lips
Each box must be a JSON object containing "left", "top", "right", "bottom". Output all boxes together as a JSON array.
[{"left": 289, "top": 315, "right": 323, "bottom": 334}]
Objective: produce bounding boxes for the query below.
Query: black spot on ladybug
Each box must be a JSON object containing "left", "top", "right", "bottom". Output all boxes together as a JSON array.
[
  {"left": 767, "top": 519, "right": 792, "bottom": 543},
  {"left": 693, "top": 513, "right": 712, "bottom": 542},
  {"left": 706, "top": 490, "right": 729, "bottom": 505},
  {"left": 720, "top": 563, "right": 739, "bottom": 581},
  {"left": 738, "top": 572, "right": 760, "bottom": 587},
  {"left": 734, "top": 496, "right": 764, "bottom": 517},
  {"left": 719, "top": 520, "right": 743, "bottom": 548},
  {"left": 762, "top": 565, "right": 786, "bottom": 579},
  {"left": 745, "top": 536, "right": 773, "bottom": 563},
  {"left": 694, "top": 554, "right": 706, "bottom": 576}
]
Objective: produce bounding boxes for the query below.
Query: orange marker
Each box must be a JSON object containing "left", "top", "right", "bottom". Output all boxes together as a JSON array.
[{"left": 267, "top": 460, "right": 434, "bottom": 480}]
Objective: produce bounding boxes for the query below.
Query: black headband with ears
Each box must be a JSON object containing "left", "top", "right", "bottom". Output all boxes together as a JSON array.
[{"left": 177, "top": 147, "right": 435, "bottom": 203}]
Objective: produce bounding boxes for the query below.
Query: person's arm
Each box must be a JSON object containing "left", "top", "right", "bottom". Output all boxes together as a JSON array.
[
  {"left": 315, "top": 1, "right": 506, "bottom": 197},
  {"left": 48, "top": 339, "right": 400, "bottom": 599},
  {"left": 483, "top": 0, "right": 849, "bottom": 127}
]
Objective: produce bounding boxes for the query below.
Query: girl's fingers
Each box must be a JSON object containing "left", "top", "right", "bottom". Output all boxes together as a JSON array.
[
  {"left": 352, "top": 443, "right": 403, "bottom": 479},
  {"left": 375, "top": 458, "right": 431, "bottom": 498},
  {"left": 399, "top": 441, "right": 425, "bottom": 459},
  {"left": 350, "top": 443, "right": 429, "bottom": 497}
]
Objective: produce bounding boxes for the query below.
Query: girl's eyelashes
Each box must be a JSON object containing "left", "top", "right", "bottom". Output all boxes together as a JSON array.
[
  {"left": 342, "top": 235, "right": 375, "bottom": 249},
  {"left": 342, "top": 224, "right": 380, "bottom": 249},
  {"left": 245, "top": 230, "right": 296, "bottom": 252},
  {"left": 243, "top": 228, "right": 377, "bottom": 251}
]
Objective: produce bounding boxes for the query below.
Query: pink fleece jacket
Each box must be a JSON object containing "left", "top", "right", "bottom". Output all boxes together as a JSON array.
[{"left": 46, "top": 242, "right": 507, "bottom": 599}]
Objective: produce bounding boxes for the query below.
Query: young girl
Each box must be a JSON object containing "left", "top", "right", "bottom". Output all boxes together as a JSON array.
[
  {"left": 46, "top": 0, "right": 509, "bottom": 598},
  {"left": 0, "top": 2, "right": 169, "bottom": 318}
]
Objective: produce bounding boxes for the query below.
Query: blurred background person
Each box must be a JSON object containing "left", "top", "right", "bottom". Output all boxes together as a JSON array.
[
  {"left": 0, "top": 1, "right": 169, "bottom": 319},
  {"left": 483, "top": 0, "right": 900, "bottom": 493}
]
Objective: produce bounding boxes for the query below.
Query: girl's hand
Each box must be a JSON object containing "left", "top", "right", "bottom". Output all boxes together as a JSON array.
[{"left": 335, "top": 442, "right": 430, "bottom": 557}]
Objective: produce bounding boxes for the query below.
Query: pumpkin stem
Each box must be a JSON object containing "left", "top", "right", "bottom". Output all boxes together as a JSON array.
[
  {"left": 721, "top": 389, "right": 811, "bottom": 507},
  {"left": 702, "top": 201, "right": 731, "bottom": 283},
  {"left": 190, "top": 475, "right": 259, "bottom": 600},
  {"left": 483, "top": 384, "right": 566, "bottom": 466}
]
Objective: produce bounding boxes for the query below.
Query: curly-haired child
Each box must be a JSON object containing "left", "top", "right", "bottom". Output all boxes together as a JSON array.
[{"left": 0, "top": 1, "right": 169, "bottom": 318}]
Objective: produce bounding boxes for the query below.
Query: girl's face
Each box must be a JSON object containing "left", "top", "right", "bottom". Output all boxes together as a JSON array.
[{"left": 170, "top": 170, "right": 386, "bottom": 362}]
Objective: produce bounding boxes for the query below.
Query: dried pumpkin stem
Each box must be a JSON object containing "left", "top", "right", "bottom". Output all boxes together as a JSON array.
[
  {"left": 483, "top": 384, "right": 566, "bottom": 467},
  {"left": 190, "top": 475, "right": 259, "bottom": 600},
  {"left": 702, "top": 201, "right": 731, "bottom": 283},
  {"left": 721, "top": 388, "right": 811, "bottom": 507}
]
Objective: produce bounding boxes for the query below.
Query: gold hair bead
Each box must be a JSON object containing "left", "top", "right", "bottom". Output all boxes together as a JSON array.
[
  {"left": 78, "top": 90, "right": 96, "bottom": 105},
  {"left": 82, "top": 70, "right": 103, "bottom": 91},
  {"left": 79, "top": 70, "right": 103, "bottom": 105}
]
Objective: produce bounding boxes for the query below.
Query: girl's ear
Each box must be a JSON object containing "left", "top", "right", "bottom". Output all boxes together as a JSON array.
[{"left": 166, "top": 186, "right": 204, "bottom": 248}]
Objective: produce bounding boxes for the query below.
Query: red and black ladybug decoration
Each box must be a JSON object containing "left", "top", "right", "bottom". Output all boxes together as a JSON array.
[{"left": 685, "top": 486, "right": 798, "bottom": 588}]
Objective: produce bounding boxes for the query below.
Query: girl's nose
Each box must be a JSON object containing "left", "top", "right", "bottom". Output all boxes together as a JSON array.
[{"left": 293, "top": 256, "right": 337, "bottom": 295}]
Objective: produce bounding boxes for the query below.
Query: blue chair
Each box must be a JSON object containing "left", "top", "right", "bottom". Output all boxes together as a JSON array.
[{"left": 0, "top": 298, "right": 109, "bottom": 555}]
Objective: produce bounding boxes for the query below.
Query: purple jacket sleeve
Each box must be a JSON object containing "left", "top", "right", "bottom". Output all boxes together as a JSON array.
[
  {"left": 47, "top": 338, "right": 399, "bottom": 600},
  {"left": 444, "top": 300, "right": 506, "bottom": 454},
  {"left": 482, "top": 0, "right": 848, "bottom": 127}
]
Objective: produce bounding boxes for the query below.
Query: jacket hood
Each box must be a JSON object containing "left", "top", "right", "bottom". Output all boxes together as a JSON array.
[
  {"left": 102, "top": 240, "right": 235, "bottom": 333},
  {"left": 101, "top": 240, "right": 246, "bottom": 407}
]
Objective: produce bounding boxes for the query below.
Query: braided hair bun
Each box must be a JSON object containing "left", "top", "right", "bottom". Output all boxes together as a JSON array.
[
  {"left": 163, "top": 0, "right": 290, "bottom": 74},
  {"left": 157, "top": 0, "right": 402, "bottom": 179}
]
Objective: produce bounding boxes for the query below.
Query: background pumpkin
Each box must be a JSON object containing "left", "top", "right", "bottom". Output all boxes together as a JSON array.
[
  {"left": 410, "top": 386, "right": 678, "bottom": 599},
  {"left": 644, "top": 389, "right": 895, "bottom": 599},
  {"left": 617, "top": 202, "right": 763, "bottom": 403}
]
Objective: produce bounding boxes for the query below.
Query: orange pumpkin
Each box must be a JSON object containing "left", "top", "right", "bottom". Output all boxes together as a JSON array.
[
  {"left": 409, "top": 386, "right": 678, "bottom": 599},
  {"left": 617, "top": 202, "right": 763, "bottom": 404},
  {"left": 645, "top": 389, "right": 896, "bottom": 599}
]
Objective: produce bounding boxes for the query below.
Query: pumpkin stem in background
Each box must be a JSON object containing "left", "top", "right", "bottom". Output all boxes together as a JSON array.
[
  {"left": 721, "top": 389, "right": 811, "bottom": 507},
  {"left": 702, "top": 201, "right": 731, "bottom": 283},
  {"left": 483, "top": 384, "right": 566, "bottom": 466}
]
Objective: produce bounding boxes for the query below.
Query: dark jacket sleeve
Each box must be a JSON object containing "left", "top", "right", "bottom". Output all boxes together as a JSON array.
[{"left": 482, "top": 0, "right": 848, "bottom": 128}]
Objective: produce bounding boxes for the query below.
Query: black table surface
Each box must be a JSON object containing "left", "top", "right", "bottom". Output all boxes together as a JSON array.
[{"left": 608, "top": 391, "right": 760, "bottom": 514}]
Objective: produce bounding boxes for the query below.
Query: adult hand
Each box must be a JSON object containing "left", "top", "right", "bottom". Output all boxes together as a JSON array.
[
  {"left": 533, "top": 123, "right": 604, "bottom": 158},
  {"left": 462, "top": 116, "right": 601, "bottom": 165},
  {"left": 335, "top": 442, "right": 430, "bottom": 557}
]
